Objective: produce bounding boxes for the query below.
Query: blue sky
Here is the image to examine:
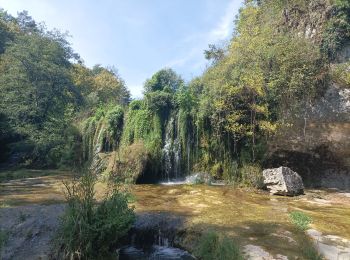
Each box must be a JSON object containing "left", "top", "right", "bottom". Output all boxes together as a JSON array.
[{"left": 0, "top": 0, "right": 242, "bottom": 98}]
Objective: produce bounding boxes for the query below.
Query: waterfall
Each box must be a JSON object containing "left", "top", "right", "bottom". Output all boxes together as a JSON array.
[
  {"left": 161, "top": 114, "right": 182, "bottom": 181},
  {"left": 162, "top": 121, "right": 172, "bottom": 181},
  {"left": 94, "top": 125, "right": 105, "bottom": 155}
]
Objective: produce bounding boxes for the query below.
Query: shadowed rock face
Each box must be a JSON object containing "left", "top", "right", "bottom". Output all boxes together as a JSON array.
[
  {"left": 263, "top": 167, "right": 304, "bottom": 196},
  {"left": 267, "top": 83, "right": 350, "bottom": 190}
]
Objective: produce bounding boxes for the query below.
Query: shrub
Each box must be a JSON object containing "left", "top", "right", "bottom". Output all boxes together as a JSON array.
[
  {"left": 222, "top": 160, "right": 240, "bottom": 184},
  {"left": 195, "top": 231, "right": 243, "bottom": 260},
  {"left": 56, "top": 171, "right": 135, "bottom": 259},
  {"left": 240, "top": 164, "right": 264, "bottom": 188},
  {"left": 289, "top": 211, "right": 312, "bottom": 230}
]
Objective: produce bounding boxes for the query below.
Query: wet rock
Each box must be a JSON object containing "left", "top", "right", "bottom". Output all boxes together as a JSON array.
[
  {"left": 243, "top": 244, "right": 288, "bottom": 259},
  {"left": 307, "top": 229, "right": 350, "bottom": 260},
  {"left": 263, "top": 167, "right": 304, "bottom": 196},
  {"left": 272, "top": 231, "right": 296, "bottom": 244}
]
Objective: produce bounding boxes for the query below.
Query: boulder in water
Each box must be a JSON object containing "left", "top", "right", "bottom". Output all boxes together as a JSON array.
[{"left": 263, "top": 167, "right": 304, "bottom": 196}]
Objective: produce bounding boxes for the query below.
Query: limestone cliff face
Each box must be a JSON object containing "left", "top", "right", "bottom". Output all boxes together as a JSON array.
[
  {"left": 267, "top": 71, "right": 350, "bottom": 188},
  {"left": 267, "top": 103, "right": 349, "bottom": 188},
  {"left": 267, "top": 0, "right": 350, "bottom": 189},
  {"left": 281, "top": 0, "right": 331, "bottom": 43}
]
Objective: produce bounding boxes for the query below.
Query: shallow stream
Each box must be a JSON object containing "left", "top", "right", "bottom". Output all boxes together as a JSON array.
[
  {"left": 130, "top": 184, "right": 350, "bottom": 259},
  {"left": 1, "top": 173, "right": 350, "bottom": 258}
]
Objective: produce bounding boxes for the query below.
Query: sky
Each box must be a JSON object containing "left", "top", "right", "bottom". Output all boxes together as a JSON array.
[{"left": 0, "top": 0, "right": 242, "bottom": 98}]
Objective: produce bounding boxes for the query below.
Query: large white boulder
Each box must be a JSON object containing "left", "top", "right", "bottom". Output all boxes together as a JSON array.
[{"left": 263, "top": 167, "right": 304, "bottom": 196}]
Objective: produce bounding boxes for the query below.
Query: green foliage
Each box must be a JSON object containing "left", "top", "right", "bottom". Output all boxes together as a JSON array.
[
  {"left": 0, "top": 0, "right": 347, "bottom": 187},
  {"left": 144, "top": 68, "right": 183, "bottom": 93},
  {"left": 71, "top": 64, "right": 130, "bottom": 108},
  {"left": 0, "top": 11, "right": 82, "bottom": 167},
  {"left": 122, "top": 105, "right": 154, "bottom": 146},
  {"left": 106, "top": 106, "right": 124, "bottom": 146},
  {"left": 0, "top": 11, "right": 130, "bottom": 168},
  {"left": 81, "top": 105, "right": 125, "bottom": 162},
  {"left": 222, "top": 160, "right": 240, "bottom": 184},
  {"left": 331, "top": 62, "right": 350, "bottom": 88},
  {"left": 107, "top": 142, "right": 151, "bottom": 183},
  {"left": 145, "top": 90, "right": 173, "bottom": 112},
  {"left": 204, "top": 44, "right": 225, "bottom": 64},
  {"left": 57, "top": 171, "right": 135, "bottom": 259},
  {"left": 240, "top": 164, "right": 264, "bottom": 188},
  {"left": 321, "top": 0, "right": 350, "bottom": 59},
  {"left": 195, "top": 231, "right": 243, "bottom": 260},
  {"left": 120, "top": 104, "right": 162, "bottom": 179},
  {"left": 289, "top": 211, "right": 312, "bottom": 230}
]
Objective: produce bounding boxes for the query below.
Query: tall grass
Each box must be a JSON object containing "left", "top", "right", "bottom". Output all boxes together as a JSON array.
[
  {"left": 195, "top": 231, "right": 243, "bottom": 260},
  {"left": 289, "top": 211, "right": 323, "bottom": 259},
  {"left": 56, "top": 171, "right": 135, "bottom": 259}
]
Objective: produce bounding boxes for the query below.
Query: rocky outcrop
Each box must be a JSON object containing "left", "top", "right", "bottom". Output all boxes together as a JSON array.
[
  {"left": 263, "top": 167, "right": 304, "bottom": 196},
  {"left": 0, "top": 204, "right": 65, "bottom": 260},
  {"left": 267, "top": 82, "right": 350, "bottom": 189}
]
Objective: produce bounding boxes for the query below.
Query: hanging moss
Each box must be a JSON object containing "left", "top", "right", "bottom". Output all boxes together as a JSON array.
[{"left": 81, "top": 106, "right": 125, "bottom": 162}]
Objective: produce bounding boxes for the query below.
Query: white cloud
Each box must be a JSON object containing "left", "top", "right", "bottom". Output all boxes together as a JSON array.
[
  {"left": 209, "top": 0, "right": 236, "bottom": 41},
  {"left": 164, "top": 0, "right": 238, "bottom": 77}
]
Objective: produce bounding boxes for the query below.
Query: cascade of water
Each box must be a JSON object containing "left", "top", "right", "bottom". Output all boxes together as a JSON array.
[
  {"left": 94, "top": 125, "right": 105, "bottom": 155},
  {"left": 89, "top": 124, "right": 106, "bottom": 174},
  {"left": 161, "top": 114, "right": 182, "bottom": 181},
  {"left": 162, "top": 116, "right": 173, "bottom": 181}
]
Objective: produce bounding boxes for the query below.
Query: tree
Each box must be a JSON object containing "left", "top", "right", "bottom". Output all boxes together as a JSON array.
[
  {"left": 204, "top": 44, "right": 225, "bottom": 64},
  {"left": 144, "top": 68, "right": 183, "bottom": 93},
  {"left": 0, "top": 13, "right": 81, "bottom": 166}
]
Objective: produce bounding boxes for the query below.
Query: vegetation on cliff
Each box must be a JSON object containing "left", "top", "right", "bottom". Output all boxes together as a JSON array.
[{"left": 0, "top": 0, "right": 349, "bottom": 184}]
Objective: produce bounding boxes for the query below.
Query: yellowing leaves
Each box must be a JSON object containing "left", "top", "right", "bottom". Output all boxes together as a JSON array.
[{"left": 259, "top": 121, "right": 278, "bottom": 134}]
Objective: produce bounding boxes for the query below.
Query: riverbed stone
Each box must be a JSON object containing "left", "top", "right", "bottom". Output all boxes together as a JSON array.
[
  {"left": 263, "top": 167, "right": 304, "bottom": 196},
  {"left": 243, "top": 244, "right": 288, "bottom": 259},
  {"left": 306, "top": 229, "right": 350, "bottom": 260}
]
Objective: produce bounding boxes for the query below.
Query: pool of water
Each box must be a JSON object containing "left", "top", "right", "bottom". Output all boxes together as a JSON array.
[
  {"left": 119, "top": 245, "right": 195, "bottom": 260},
  {"left": 131, "top": 184, "right": 350, "bottom": 258}
]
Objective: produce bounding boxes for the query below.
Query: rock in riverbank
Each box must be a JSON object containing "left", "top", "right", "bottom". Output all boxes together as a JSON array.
[{"left": 263, "top": 167, "right": 304, "bottom": 196}]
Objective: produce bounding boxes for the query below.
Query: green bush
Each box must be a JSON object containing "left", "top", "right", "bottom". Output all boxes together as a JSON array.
[
  {"left": 56, "top": 171, "right": 135, "bottom": 259},
  {"left": 195, "top": 231, "right": 243, "bottom": 260},
  {"left": 289, "top": 211, "right": 312, "bottom": 230},
  {"left": 106, "top": 105, "right": 124, "bottom": 147},
  {"left": 222, "top": 160, "right": 240, "bottom": 184},
  {"left": 240, "top": 164, "right": 264, "bottom": 188}
]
